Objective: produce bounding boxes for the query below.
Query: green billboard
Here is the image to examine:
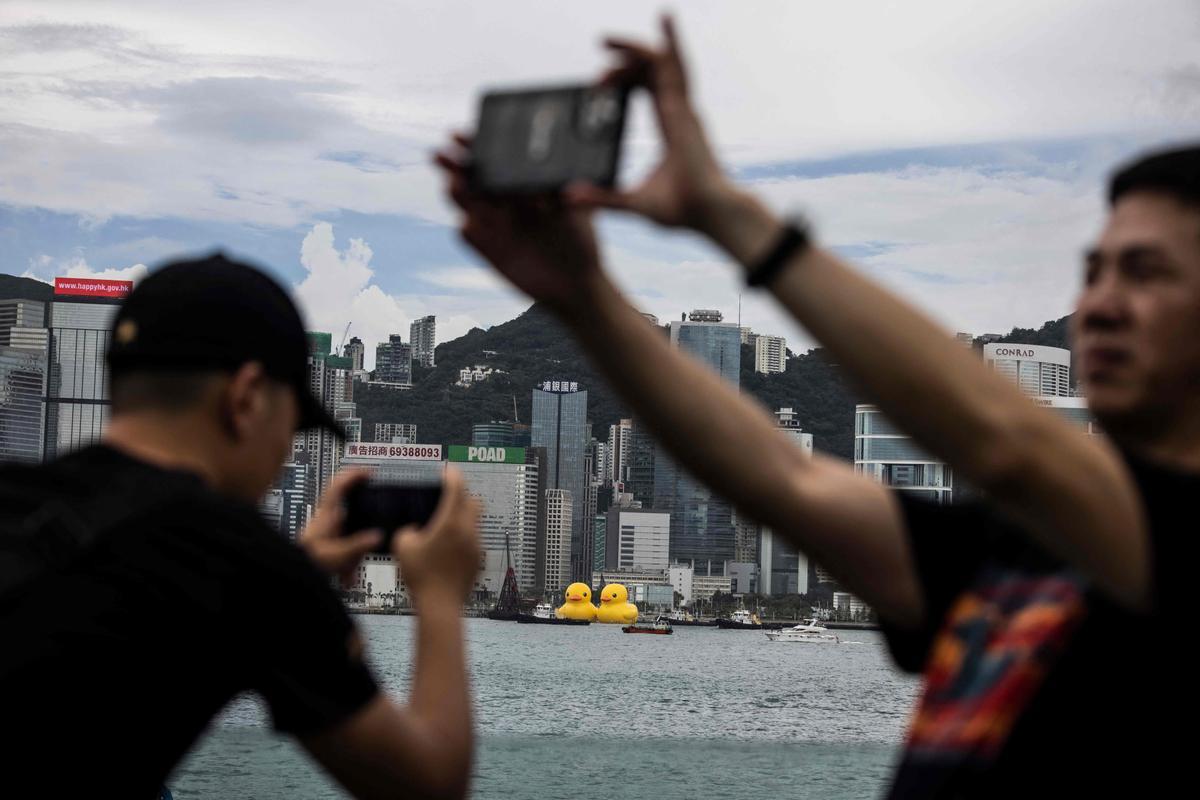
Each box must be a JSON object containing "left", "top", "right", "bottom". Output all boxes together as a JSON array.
[{"left": 447, "top": 445, "right": 526, "bottom": 464}]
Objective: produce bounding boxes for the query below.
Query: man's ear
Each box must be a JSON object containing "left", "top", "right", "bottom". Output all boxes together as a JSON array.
[{"left": 222, "top": 362, "right": 269, "bottom": 442}]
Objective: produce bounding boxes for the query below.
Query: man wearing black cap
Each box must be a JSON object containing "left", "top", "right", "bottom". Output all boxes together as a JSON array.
[{"left": 0, "top": 254, "right": 482, "bottom": 799}]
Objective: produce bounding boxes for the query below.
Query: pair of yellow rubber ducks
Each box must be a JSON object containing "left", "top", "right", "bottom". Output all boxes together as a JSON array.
[{"left": 556, "top": 582, "right": 638, "bottom": 624}]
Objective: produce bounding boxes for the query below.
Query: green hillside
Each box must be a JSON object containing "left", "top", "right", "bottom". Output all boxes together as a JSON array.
[{"left": 354, "top": 303, "right": 1074, "bottom": 461}]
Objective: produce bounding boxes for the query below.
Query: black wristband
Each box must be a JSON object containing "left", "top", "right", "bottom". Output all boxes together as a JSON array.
[{"left": 745, "top": 218, "right": 810, "bottom": 288}]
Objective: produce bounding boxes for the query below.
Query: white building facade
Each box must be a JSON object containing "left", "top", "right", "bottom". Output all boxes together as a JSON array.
[{"left": 754, "top": 334, "right": 787, "bottom": 374}]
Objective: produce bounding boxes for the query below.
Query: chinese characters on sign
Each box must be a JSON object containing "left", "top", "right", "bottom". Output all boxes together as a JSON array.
[
  {"left": 539, "top": 380, "right": 579, "bottom": 393},
  {"left": 343, "top": 443, "right": 443, "bottom": 460}
]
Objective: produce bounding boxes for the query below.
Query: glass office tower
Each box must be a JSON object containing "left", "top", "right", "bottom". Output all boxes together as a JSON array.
[
  {"left": 531, "top": 381, "right": 589, "bottom": 582},
  {"left": 658, "top": 312, "right": 742, "bottom": 576}
]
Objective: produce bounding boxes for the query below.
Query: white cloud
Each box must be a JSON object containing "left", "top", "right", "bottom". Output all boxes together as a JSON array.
[
  {"left": 599, "top": 158, "right": 1111, "bottom": 351},
  {"left": 290, "top": 221, "right": 528, "bottom": 368},
  {"left": 1, "top": 1, "right": 1198, "bottom": 228},
  {"left": 22, "top": 252, "right": 148, "bottom": 283}
]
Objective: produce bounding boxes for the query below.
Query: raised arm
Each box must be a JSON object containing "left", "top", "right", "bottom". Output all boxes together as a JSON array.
[
  {"left": 569, "top": 16, "right": 1148, "bottom": 609},
  {"left": 300, "top": 470, "right": 482, "bottom": 800}
]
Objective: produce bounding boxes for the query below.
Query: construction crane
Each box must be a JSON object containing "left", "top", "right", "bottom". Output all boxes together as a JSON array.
[
  {"left": 338, "top": 321, "right": 352, "bottom": 355},
  {"left": 512, "top": 395, "right": 519, "bottom": 423}
]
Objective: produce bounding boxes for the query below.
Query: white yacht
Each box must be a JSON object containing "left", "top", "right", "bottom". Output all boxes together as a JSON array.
[{"left": 764, "top": 618, "right": 840, "bottom": 644}]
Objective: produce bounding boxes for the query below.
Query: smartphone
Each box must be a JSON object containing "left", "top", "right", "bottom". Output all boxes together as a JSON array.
[
  {"left": 343, "top": 482, "right": 443, "bottom": 555},
  {"left": 470, "top": 83, "right": 628, "bottom": 194}
]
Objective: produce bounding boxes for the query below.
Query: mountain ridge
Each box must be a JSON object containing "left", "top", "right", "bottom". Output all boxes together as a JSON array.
[{"left": 355, "top": 303, "right": 1074, "bottom": 461}]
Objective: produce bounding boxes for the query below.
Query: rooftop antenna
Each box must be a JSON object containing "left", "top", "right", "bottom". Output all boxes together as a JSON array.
[{"left": 738, "top": 293, "right": 742, "bottom": 329}]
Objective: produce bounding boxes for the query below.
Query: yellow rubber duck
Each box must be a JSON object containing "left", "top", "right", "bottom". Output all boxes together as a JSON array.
[
  {"left": 595, "top": 583, "right": 639, "bottom": 624},
  {"left": 556, "top": 582, "right": 598, "bottom": 621}
]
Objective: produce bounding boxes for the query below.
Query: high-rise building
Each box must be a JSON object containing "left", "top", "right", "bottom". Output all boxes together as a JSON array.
[
  {"left": 625, "top": 422, "right": 656, "bottom": 509},
  {"left": 1031, "top": 396, "right": 1100, "bottom": 434},
  {"left": 606, "top": 418, "right": 633, "bottom": 485},
  {"left": 855, "top": 403, "right": 954, "bottom": 504},
  {"left": 543, "top": 488, "right": 573, "bottom": 596},
  {"left": 0, "top": 298, "right": 49, "bottom": 351},
  {"left": 592, "top": 513, "right": 607, "bottom": 573},
  {"left": 601, "top": 508, "right": 670, "bottom": 571},
  {"left": 262, "top": 460, "right": 312, "bottom": 542},
  {"left": 447, "top": 444, "right": 541, "bottom": 594},
  {"left": 758, "top": 408, "right": 816, "bottom": 596},
  {"left": 0, "top": 294, "right": 50, "bottom": 464},
  {"left": 658, "top": 312, "right": 741, "bottom": 576},
  {"left": 375, "top": 423, "right": 418, "bottom": 444},
  {"left": 531, "top": 380, "right": 589, "bottom": 582},
  {"left": 294, "top": 332, "right": 354, "bottom": 508},
  {"left": 410, "top": 316, "right": 436, "bottom": 368},
  {"left": 44, "top": 278, "right": 131, "bottom": 460},
  {"left": 344, "top": 336, "right": 365, "bottom": 372},
  {"left": 984, "top": 343, "right": 1072, "bottom": 397},
  {"left": 374, "top": 335, "right": 413, "bottom": 386},
  {"left": 472, "top": 421, "right": 515, "bottom": 448},
  {"left": 754, "top": 334, "right": 787, "bottom": 374},
  {"left": 0, "top": 346, "right": 48, "bottom": 464},
  {"left": 855, "top": 343, "right": 1079, "bottom": 508}
]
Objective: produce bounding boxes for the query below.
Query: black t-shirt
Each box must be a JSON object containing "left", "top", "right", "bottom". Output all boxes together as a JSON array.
[
  {"left": 882, "top": 450, "right": 1191, "bottom": 798},
  {"left": 0, "top": 446, "right": 378, "bottom": 798}
]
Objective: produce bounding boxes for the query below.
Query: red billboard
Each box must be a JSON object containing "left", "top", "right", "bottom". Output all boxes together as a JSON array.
[{"left": 53, "top": 277, "right": 134, "bottom": 299}]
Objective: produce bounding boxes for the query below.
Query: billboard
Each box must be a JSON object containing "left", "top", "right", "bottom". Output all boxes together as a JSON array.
[
  {"left": 343, "top": 443, "right": 442, "bottom": 461},
  {"left": 447, "top": 445, "right": 526, "bottom": 464},
  {"left": 53, "top": 277, "right": 133, "bottom": 299}
]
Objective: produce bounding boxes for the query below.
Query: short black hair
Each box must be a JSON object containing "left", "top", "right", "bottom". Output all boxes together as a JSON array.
[
  {"left": 1109, "top": 145, "right": 1200, "bottom": 209},
  {"left": 109, "top": 370, "right": 226, "bottom": 415}
]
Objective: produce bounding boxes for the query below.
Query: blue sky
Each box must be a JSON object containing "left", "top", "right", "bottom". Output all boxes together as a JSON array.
[{"left": 2, "top": 1, "right": 1198, "bottom": 366}]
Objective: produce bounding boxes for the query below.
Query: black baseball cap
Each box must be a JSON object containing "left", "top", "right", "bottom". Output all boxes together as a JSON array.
[{"left": 106, "top": 252, "right": 342, "bottom": 437}]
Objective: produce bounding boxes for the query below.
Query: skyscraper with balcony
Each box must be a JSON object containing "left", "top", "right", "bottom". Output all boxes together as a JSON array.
[
  {"left": 410, "top": 315, "right": 436, "bottom": 368},
  {"left": 754, "top": 334, "right": 787, "bottom": 374},
  {"left": 531, "top": 381, "right": 589, "bottom": 582}
]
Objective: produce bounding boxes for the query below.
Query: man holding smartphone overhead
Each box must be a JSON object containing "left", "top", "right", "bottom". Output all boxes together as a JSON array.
[
  {"left": 438, "top": 16, "right": 1196, "bottom": 797},
  {"left": 0, "top": 254, "right": 482, "bottom": 800}
]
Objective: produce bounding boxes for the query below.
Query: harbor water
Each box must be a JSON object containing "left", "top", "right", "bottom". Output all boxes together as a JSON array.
[{"left": 171, "top": 616, "right": 920, "bottom": 799}]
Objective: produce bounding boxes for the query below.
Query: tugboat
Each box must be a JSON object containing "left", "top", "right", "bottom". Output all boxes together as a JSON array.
[
  {"left": 716, "top": 608, "right": 763, "bottom": 629},
  {"left": 666, "top": 609, "right": 717, "bottom": 627},
  {"left": 516, "top": 603, "right": 591, "bottom": 625},
  {"left": 623, "top": 616, "right": 674, "bottom": 635}
]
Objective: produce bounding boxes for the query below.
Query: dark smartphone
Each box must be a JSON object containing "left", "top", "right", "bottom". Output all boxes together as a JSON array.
[
  {"left": 343, "top": 483, "right": 443, "bottom": 555},
  {"left": 470, "top": 83, "right": 628, "bottom": 194}
]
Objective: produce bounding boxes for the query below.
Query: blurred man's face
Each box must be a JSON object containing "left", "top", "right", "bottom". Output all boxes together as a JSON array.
[
  {"left": 1073, "top": 192, "right": 1200, "bottom": 432},
  {"left": 236, "top": 380, "right": 299, "bottom": 500}
]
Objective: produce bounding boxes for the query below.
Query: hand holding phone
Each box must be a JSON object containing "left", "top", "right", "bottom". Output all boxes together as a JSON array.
[
  {"left": 342, "top": 482, "right": 443, "bottom": 555},
  {"left": 470, "top": 83, "right": 628, "bottom": 194}
]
